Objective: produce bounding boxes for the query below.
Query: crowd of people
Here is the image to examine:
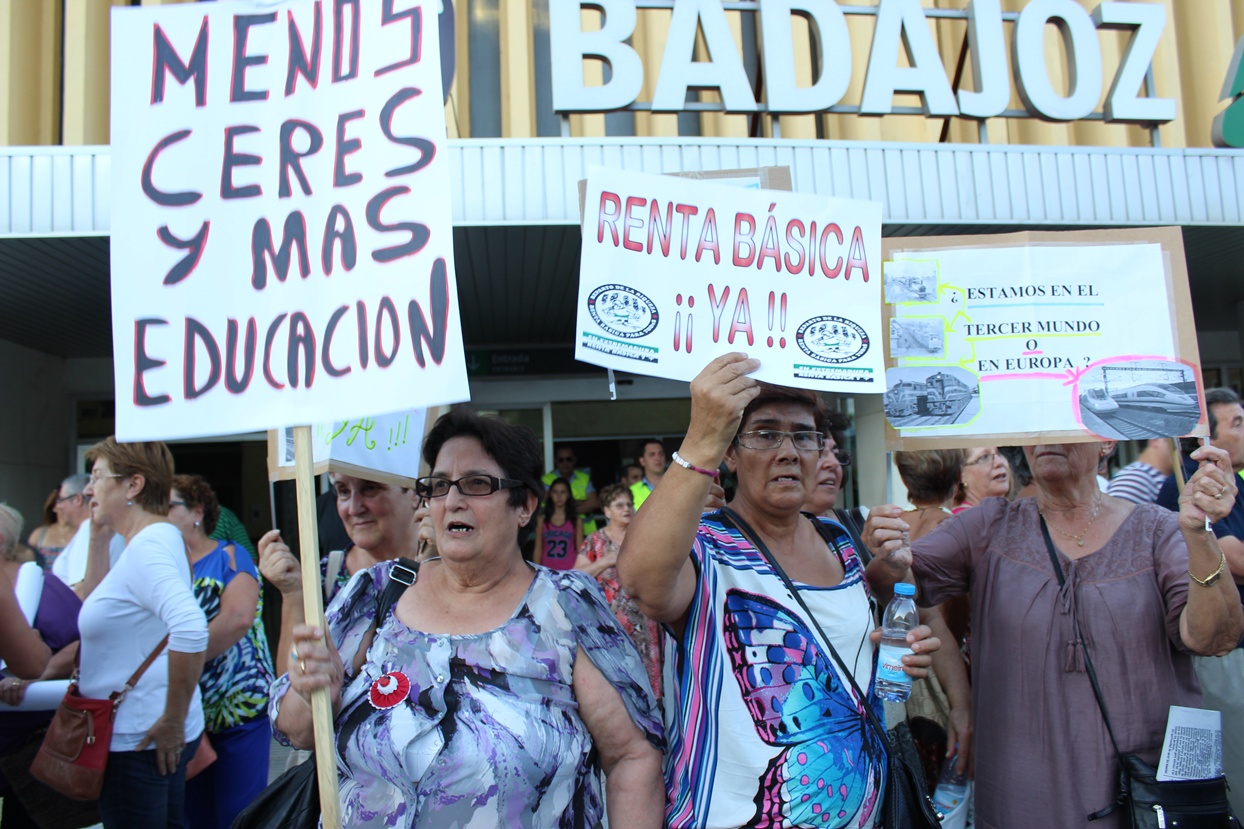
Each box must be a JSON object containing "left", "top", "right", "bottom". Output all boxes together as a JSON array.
[{"left": 0, "top": 353, "right": 1241, "bottom": 828}]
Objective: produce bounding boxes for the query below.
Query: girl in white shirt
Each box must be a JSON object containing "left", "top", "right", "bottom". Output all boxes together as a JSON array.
[{"left": 79, "top": 437, "right": 208, "bottom": 829}]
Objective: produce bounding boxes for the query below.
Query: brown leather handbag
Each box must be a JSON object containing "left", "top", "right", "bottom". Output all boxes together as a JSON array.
[{"left": 30, "top": 636, "right": 168, "bottom": 801}]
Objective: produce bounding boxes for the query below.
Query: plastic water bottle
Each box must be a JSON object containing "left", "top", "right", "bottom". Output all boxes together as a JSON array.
[
  {"left": 932, "top": 753, "right": 969, "bottom": 815},
  {"left": 875, "top": 582, "right": 918, "bottom": 702}
]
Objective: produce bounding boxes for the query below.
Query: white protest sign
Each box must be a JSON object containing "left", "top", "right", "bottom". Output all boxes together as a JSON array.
[
  {"left": 110, "top": 0, "right": 469, "bottom": 442},
  {"left": 575, "top": 168, "right": 884, "bottom": 392},
  {"left": 270, "top": 408, "right": 427, "bottom": 488},
  {"left": 882, "top": 228, "right": 1205, "bottom": 447}
]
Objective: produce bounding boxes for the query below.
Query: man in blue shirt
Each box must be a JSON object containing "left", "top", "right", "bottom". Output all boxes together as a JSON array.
[{"left": 1155, "top": 387, "right": 1244, "bottom": 815}]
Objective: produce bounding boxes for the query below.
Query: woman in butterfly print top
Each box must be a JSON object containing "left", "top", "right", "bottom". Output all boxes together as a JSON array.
[{"left": 619, "top": 353, "right": 940, "bottom": 829}]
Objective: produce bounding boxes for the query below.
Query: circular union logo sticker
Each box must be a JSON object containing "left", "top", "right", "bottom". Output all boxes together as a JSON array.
[
  {"left": 795, "top": 316, "right": 870, "bottom": 364},
  {"left": 587, "top": 284, "right": 659, "bottom": 339}
]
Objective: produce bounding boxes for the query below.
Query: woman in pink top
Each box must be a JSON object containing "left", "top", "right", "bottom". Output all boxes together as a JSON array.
[{"left": 535, "top": 478, "right": 583, "bottom": 570}]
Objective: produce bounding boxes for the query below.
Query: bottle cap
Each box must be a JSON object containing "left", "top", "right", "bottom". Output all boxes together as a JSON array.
[{"left": 894, "top": 582, "right": 916, "bottom": 597}]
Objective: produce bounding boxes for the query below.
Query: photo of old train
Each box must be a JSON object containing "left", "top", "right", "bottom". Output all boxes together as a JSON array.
[
  {"left": 889, "top": 318, "right": 945, "bottom": 358},
  {"left": 884, "top": 370, "right": 979, "bottom": 427}
]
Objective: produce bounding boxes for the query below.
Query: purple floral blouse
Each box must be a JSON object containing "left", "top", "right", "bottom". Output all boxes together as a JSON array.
[{"left": 270, "top": 560, "right": 663, "bottom": 828}]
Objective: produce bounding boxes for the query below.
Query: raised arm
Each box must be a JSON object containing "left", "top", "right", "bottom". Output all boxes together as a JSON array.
[
  {"left": 619, "top": 353, "right": 759, "bottom": 632},
  {"left": 1176, "top": 444, "right": 1244, "bottom": 655},
  {"left": 258, "top": 529, "right": 305, "bottom": 675},
  {"left": 862, "top": 504, "right": 915, "bottom": 607},
  {"left": 76, "top": 520, "right": 116, "bottom": 599}
]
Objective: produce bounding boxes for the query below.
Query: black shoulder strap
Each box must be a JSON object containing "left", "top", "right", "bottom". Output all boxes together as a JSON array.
[
  {"left": 831, "top": 507, "right": 874, "bottom": 565},
  {"left": 376, "top": 557, "right": 419, "bottom": 625},
  {"left": 1039, "top": 518, "right": 1130, "bottom": 821},
  {"left": 720, "top": 507, "right": 891, "bottom": 751}
]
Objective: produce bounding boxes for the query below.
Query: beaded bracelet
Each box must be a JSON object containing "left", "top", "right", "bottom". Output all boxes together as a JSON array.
[{"left": 671, "top": 451, "right": 719, "bottom": 478}]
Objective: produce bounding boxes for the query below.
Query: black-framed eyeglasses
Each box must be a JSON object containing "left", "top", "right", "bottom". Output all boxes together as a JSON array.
[
  {"left": 735, "top": 430, "right": 825, "bottom": 452},
  {"left": 414, "top": 475, "right": 527, "bottom": 499},
  {"left": 56, "top": 492, "right": 83, "bottom": 504}
]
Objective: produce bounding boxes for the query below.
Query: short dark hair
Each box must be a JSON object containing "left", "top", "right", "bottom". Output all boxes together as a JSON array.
[
  {"left": 639, "top": 438, "right": 665, "bottom": 454},
  {"left": 1206, "top": 387, "right": 1242, "bottom": 438},
  {"left": 895, "top": 449, "right": 965, "bottom": 505},
  {"left": 172, "top": 474, "right": 221, "bottom": 536},
  {"left": 85, "top": 437, "right": 175, "bottom": 515},
  {"left": 554, "top": 445, "right": 575, "bottom": 459},
  {"left": 423, "top": 408, "right": 543, "bottom": 509},
  {"left": 737, "top": 383, "right": 827, "bottom": 438}
]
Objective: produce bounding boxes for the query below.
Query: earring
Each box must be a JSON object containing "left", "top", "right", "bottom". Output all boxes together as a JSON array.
[
  {"left": 126, "top": 500, "right": 133, "bottom": 506},
  {"left": 194, "top": 521, "right": 201, "bottom": 527}
]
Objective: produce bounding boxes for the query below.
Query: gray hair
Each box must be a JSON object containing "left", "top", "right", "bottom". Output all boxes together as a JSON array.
[
  {"left": 61, "top": 473, "right": 90, "bottom": 496},
  {"left": 0, "top": 503, "right": 23, "bottom": 561}
]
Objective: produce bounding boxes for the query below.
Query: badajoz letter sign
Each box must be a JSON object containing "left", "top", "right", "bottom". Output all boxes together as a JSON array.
[{"left": 551, "top": 0, "right": 1173, "bottom": 124}]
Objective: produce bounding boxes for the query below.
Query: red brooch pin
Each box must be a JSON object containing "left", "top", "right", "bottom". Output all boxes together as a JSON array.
[{"left": 369, "top": 671, "right": 411, "bottom": 710}]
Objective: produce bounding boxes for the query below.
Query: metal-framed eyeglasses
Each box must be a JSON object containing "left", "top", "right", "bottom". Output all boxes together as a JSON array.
[
  {"left": 963, "top": 451, "right": 998, "bottom": 467},
  {"left": 56, "top": 491, "right": 84, "bottom": 504},
  {"left": 414, "top": 475, "right": 527, "bottom": 499},
  {"left": 88, "top": 471, "right": 125, "bottom": 486},
  {"left": 735, "top": 430, "right": 825, "bottom": 452}
]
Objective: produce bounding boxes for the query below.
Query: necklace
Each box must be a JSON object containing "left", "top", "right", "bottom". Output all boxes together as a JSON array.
[{"left": 1041, "top": 494, "right": 1103, "bottom": 547}]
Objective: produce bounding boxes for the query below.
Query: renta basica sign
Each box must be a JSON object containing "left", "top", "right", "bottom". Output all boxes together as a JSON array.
[{"left": 550, "top": 0, "right": 1174, "bottom": 124}]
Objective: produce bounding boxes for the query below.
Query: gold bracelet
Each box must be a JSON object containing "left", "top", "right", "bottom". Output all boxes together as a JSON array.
[{"left": 1190, "top": 550, "right": 1228, "bottom": 587}]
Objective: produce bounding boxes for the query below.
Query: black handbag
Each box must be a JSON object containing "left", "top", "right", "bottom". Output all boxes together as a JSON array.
[
  {"left": 719, "top": 508, "right": 942, "bottom": 829},
  {"left": 1039, "top": 518, "right": 1238, "bottom": 828},
  {"left": 231, "top": 558, "right": 419, "bottom": 829}
]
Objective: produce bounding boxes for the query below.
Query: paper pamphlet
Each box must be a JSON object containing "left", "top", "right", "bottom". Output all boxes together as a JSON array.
[
  {"left": 1157, "top": 705, "right": 1223, "bottom": 781},
  {"left": 0, "top": 679, "right": 70, "bottom": 712}
]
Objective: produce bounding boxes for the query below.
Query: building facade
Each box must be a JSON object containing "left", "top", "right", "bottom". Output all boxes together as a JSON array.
[{"left": 3, "top": 0, "right": 1244, "bottom": 526}]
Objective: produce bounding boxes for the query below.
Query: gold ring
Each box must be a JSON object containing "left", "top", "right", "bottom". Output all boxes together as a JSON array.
[{"left": 299, "top": 659, "right": 307, "bottom": 674}]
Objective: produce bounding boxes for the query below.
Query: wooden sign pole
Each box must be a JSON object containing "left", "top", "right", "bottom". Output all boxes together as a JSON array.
[{"left": 293, "top": 425, "right": 342, "bottom": 829}]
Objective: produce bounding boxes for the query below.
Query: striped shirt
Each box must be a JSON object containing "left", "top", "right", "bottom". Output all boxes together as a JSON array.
[{"left": 1106, "top": 462, "right": 1167, "bottom": 505}]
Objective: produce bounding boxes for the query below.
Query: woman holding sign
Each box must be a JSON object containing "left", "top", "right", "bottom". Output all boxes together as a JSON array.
[
  {"left": 259, "top": 473, "right": 421, "bottom": 675},
  {"left": 272, "top": 410, "right": 664, "bottom": 827},
  {"left": 864, "top": 441, "right": 1244, "bottom": 829},
  {"left": 619, "top": 353, "right": 939, "bottom": 829}
]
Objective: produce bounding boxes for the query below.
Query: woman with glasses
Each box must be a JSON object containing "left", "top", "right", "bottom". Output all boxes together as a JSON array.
[
  {"left": 274, "top": 409, "right": 663, "bottom": 828},
  {"left": 619, "top": 353, "right": 939, "bottom": 829},
  {"left": 77, "top": 437, "right": 209, "bottom": 829},
  {"left": 26, "top": 481, "right": 81, "bottom": 570},
  {"left": 258, "top": 473, "right": 420, "bottom": 675},
  {"left": 168, "top": 475, "right": 274, "bottom": 829},
  {"left": 953, "top": 447, "right": 1010, "bottom": 513}
]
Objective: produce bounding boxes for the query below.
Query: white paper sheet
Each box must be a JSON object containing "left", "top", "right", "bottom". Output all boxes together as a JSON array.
[{"left": 1157, "top": 705, "right": 1223, "bottom": 781}]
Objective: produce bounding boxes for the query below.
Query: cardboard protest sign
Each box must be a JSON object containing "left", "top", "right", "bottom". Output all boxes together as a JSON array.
[
  {"left": 575, "top": 167, "right": 884, "bottom": 392},
  {"left": 268, "top": 409, "right": 428, "bottom": 488},
  {"left": 110, "top": 0, "right": 469, "bottom": 442},
  {"left": 881, "top": 227, "right": 1206, "bottom": 449}
]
